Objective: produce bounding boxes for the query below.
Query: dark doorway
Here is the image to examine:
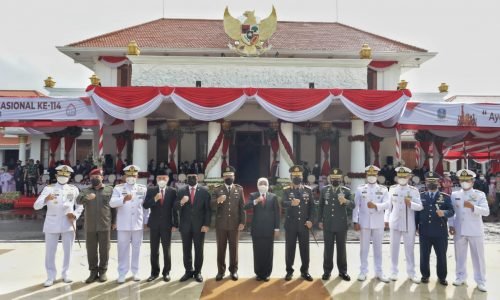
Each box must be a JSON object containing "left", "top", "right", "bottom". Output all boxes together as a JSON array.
[{"left": 235, "top": 132, "right": 262, "bottom": 184}]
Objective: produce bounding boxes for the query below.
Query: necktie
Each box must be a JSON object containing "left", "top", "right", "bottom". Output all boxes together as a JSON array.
[
  {"left": 160, "top": 189, "right": 164, "bottom": 206},
  {"left": 262, "top": 193, "right": 266, "bottom": 206},
  {"left": 190, "top": 187, "right": 195, "bottom": 205}
]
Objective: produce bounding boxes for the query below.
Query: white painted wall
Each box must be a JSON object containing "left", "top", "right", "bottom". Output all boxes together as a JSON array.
[
  {"left": 30, "top": 136, "right": 42, "bottom": 162},
  {"left": 148, "top": 127, "right": 157, "bottom": 164},
  {"left": 299, "top": 134, "right": 316, "bottom": 167},
  {"left": 94, "top": 61, "right": 118, "bottom": 86},
  {"left": 377, "top": 65, "right": 401, "bottom": 90}
]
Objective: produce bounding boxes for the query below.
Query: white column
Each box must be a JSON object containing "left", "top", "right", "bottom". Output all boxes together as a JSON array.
[
  {"left": 279, "top": 122, "right": 293, "bottom": 179},
  {"left": 60, "top": 137, "right": 65, "bottom": 161},
  {"left": 350, "top": 117, "right": 365, "bottom": 191},
  {"left": 206, "top": 122, "right": 222, "bottom": 178},
  {"left": 133, "top": 118, "right": 149, "bottom": 185},
  {"left": 449, "top": 160, "right": 457, "bottom": 173},
  {"left": 18, "top": 136, "right": 27, "bottom": 163},
  {"left": 30, "top": 136, "right": 42, "bottom": 162},
  {"left": 481, "top": 163, "right": 487, "bottom": 174}
]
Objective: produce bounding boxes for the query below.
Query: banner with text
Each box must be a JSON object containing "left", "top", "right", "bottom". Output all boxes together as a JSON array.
[{"left": 0, "top": 97, "right": 97, "bottom": 120}]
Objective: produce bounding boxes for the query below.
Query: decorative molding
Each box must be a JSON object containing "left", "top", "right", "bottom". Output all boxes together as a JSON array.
[
  {"left": 132, "top": 133, "right": 150, "bottom": 140},
  {"left": 348, "top": 135, "right": 366, "bottom": 142},
  {"left": 132, "top": 62, "right": 367, "bottom": 88}
]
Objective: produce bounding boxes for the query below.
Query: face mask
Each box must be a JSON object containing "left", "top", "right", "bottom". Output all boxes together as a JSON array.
[
  {"left": 258, "top": 185, "right": 269, "bottom": 194},
  {"left": 480, "top": 176, "right": 485, "bottom": 180},
  {"left": 460, "top": 181, "right": 472, "bottom": 190},
  {"left": 397, "top": 178, "right": 409, "bottom": 185},
  {"left": 187, "top": 177, "right": 197, "bottom": 187},
  {"left": 126, "top": 177, "right": 137, "bottom": 185},
  {"left": 427, "top": 183, "right": 438, "bottom": 190},
  {"left": 292, "top": 177, "right": 302, "bottom": 185},
  {"left": 157, "top": 180, "right": 167, "bottom": 188},
  {"left": 366, "top": 176, "right": 377, "bottom": 184},
  {"left": 91, "top": 178, "right": 101, "bottom": 187},
  {"left": 57, "top": 177, "right": 69, "bottom": 185},
  {"left": 331, "top": 180, "right": 340, "bottom": 187},
  {"left": 224, "top": 178, "right": 234, "bottom": 186}
]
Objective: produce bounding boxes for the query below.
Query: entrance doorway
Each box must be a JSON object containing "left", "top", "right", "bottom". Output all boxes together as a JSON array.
[{"left": 234, "top": 132, "right": 267, "bottom": 184}]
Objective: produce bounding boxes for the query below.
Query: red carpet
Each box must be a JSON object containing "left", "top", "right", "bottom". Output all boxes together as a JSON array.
[{"left": 13, "top": 196, "right": 37, "bottom": 209}]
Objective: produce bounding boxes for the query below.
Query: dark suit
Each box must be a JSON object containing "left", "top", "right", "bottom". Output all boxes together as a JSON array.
[
  {"left": 283, "top": 185, "right": 314, "bottom": 274},
  {"left": 245, "top": 191, "right": 280, "bottom": 278},
  {"left": 416, "top": 191, "right": 454, "bottom": 280},
  {"left": 318, "top": 185, "right": 353, "bottom": 275},
  {"left": 143, "top": 186, "right": 178, "bottom": 277},
  {"left": 175, "top": 185, "right": 211, "bottom": 275},
  {"left": 213, "top": 184, "right": 246, "bottom": 275}
]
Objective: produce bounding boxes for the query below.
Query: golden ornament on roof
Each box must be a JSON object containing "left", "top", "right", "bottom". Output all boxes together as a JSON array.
[
  {"left": 398, "top": 80, "right": 408, "bottom": 90},
  {"left": 438, "top": 82, "right": 448, "bottom": 93},
  {"left": 44, "top": 76, "right": 56, "bottom": 88},
  {"left": 89, "top": 74, "right": 100, "bottom": 86},
  {"left": 359, "top": 44, "right": 372, "bottom": 59},
  {"left": 127, "top": 40, "right": 141, "bottom": 56}
]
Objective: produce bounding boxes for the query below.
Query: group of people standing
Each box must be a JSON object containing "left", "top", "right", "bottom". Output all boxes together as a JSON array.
[{"left": 33, "top": 161, "right": 489, "bottom": 293}]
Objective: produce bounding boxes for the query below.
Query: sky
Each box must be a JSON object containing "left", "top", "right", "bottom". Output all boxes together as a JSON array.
[{"left": 1, "top": 0, "right": 500, "bottom": 95}]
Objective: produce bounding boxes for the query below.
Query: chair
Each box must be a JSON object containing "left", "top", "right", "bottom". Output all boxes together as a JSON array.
[
  {"left": 307, "top": 175, "right": 316, "bottom": 185},
  {"left": 107, "top": 174, "right": 116, "bottom": 184},
  {"left": 377, "top": 175, "right": 386, "bottom": 184},
  {"left": 41, "top": 174, "right": 50, "bottom": 184},
  {"left": 178, "top": 174, "right": 186, "bottom": 183}
]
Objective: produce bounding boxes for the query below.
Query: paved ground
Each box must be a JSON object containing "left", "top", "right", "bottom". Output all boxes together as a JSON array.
[{"left": 0, "top": 241, "right": 498, "bottom": 299}]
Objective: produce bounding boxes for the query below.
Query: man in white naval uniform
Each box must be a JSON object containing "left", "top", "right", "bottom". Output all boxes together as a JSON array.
[
  {"left": 110, "top": 165, "right": 149, "bottom": 283},
  {"left": 0, "top": 168, "right": 13, "bottom": 193},
  {"left": 449, "top": 169, "right": 489, "bottom": 292},
  {"left": 385, "top": 166, "right": 423, "bottom": 283},
  {"left": 33, "top": 165, "right": 83, "bottom": 287},
  {"left": 353, "top": 165, "right": 391, "bottom": 283}
]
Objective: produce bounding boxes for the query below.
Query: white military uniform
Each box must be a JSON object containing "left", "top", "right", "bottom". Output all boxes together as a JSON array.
[
  {"left": 385, "top": 183, "right": 422, "bottom": 278},
  {"left": 0, "top": 171, "right": 13, "bottom": 193},
  {"left": 110, "top": 182, "right": 149, "bottom": 278},
  {"left": 33, "top": 182, "right": 82, "bottom": 281},
  {"left": 448, "top": 188, "right": 489, "bottom": 286},
  {"left": 353, "top": 182, "right": 390, "bottom": 277}
]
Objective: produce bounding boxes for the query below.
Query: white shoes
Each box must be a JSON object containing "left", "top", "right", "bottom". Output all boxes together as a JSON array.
[
  {"left": 62, "top": 277, "right": 73, "bottom": 283},
  {"left": 376, "top": 275, "right": 390, "bottom": 283},
  {"left": 409, "top": 276, "right": 421, "bottom": 284},
  {"left": 453, "top": 279, "right": 465, "bottom": 286},
  {"left": 477, "top": 284, "right": 487, "bottom": 292},
  {"left": 133, "top": 275, "right": 141, "bottom": 282},
  {"left": 357, "top": 273, "right": 367, "bottom": 281},
  {"left": 389, "top": 273, "right": 398, "bottom": 281},
  {"left": 117, "top": 276, "right": 126, "bottom": 284},
  {"left": 43, "top": 279, "right": 54, "bottom": 287}
]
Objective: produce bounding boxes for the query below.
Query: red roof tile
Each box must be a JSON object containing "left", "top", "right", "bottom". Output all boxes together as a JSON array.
[
  {"left": 0, "top": 90, "right": 46, "bottom": 97},
  {"left": 66, "top": 18, "right": 427, "bottom": 53}
]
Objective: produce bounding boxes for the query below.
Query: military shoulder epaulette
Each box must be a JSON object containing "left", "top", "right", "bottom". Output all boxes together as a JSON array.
[
  {"left": 439, "top": 192, "right": 450, "bottom": 196},
  {"left": 68, "top": 184, "right": 77, "bottom": 188},
  {"left": 136, "top": 184, "right": 147, "bottom": 188},
  {"left": 409, "top": 185, "right": 418, "bottom": 190},
  {"left": 234, "top": 184, "right": 242, "bottom": 188},
  {"left": 283, "top": 186, "right": 291, "bottom": 190},
  {"left": 341, "top": 186, "right": 351, "bottom": 191},
  {"left": 214, "top": 184, "right": 223, "bottom": 188},
  {"left": 115, "top": 183, "right": 124, "bottom": 186},
  {"left": 390, "top": 184, "right": 398, "bottom": 188},
  {"left": 304, "top": 185, "right": 312, "bottom": 190}
]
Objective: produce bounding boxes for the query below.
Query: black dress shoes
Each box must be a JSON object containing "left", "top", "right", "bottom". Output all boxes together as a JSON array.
[
  {"left": 256, "top": 276, "right": 262, "bottom": 281},
  {"left": 215, "top": 273, "right": 224, "bottom": 281},
  {"left": 285, "top": 272, "right": 293, "bottom": 281},
  {"left": 339, "top": 273, "right": 351, "bottom": 281},
  {"left": 322, "top": 273, "right": 331, "bottom": 280},
  {"left": 85, "top": 271, "right": 99, "bottom": 284},
  {"left": 264, "top": 277, "right": 270, "bottom": 282},
  {"left": 231, "top": 273, "right": 238, "bottom": 281},
  {"left": 301, "top": 273, "right": 313, "bottom": 281},
  {"left": 439, "top": 279, "right": 448, "bottom": 286},
  {"left": 98, "top": 272, "right": 107, "bottom": 283},
  {"left": 163, "top": 274, "right": 171, "bottom": 282},
  {"left": 421, "top": 277, "right": 429, "bottom": 284},
  {"left": 194, "top": 273, "right": 204, "bottom": 282},
  {"left": 180, "top": 272, "right": 192, "bottom": 282}
]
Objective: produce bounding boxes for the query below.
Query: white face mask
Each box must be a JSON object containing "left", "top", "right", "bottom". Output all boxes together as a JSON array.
[
  {"left": 258, "top": 185, "right": 269, "bottom": 194},
  {"left": 157, "top": 180, "right": 167, "bottom": 188},
  {"left": 126, "top": 177, "right": 137, "bottom": 185},
  {"left": 366, "top": 176, "right": 377, "bottom": 184},
  {"left": 397, "top": 178, "right": 409, "bottom": 185},
  {"left": 461, "top": 181, "right": 472, "bottom": 190},
  {"left": 57, "top": 176, "right": 69, "bottom": 185}
]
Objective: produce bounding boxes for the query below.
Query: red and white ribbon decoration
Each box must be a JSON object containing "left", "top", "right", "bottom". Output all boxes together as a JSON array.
[
  {"left": 395, "top": 128, "right": 401, "bottom": 163},
  {"left": 98, "top": 56, "right": 129, "bottom": 69},
  {"left": 278, "top": 125, "right": 295, "bottom": 168},
  {"left": 204, "top": 123, "right": 224, "bottom": 176},
  {"left": 415, "top": 141, "right": 421, "bottom": 167},
  {"left": 98, "top": 123, "right": 104, "bottom": 158}
]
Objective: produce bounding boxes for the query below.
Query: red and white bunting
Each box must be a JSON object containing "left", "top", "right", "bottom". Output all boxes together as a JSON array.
[{"left": 98, "top": 56, "right": 129, "bottom": 68}]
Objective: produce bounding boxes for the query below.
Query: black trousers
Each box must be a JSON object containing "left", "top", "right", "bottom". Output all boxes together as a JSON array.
[
  {"left": 285, "top": 228, "right": 309, "bottom": 274},
  {"left": 150, "top": 228, "right": 172, "bottom": 276},
  {"left": 252, "top": 235, "right": 274, "bottom": 278},
  {"left": 86, "top": 230, "right": 110, "bottom": 272},
  {"left": 15, "top": 180, "right": 24, "bottom": 194},
  {"left": 26, "top": 177, "right": 37, "bottom": 196},
  {"left": 419, "top": 235, "right": 448, "bottom": 280},
  {"left": 323, "top": 230, "right": 347, "bottom": 274},
  {"left": 181, "top": 230, "right": 205, "bottom": 274}
]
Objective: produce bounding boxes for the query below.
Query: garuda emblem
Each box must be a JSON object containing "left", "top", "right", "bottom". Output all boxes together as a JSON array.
[{"left": 224, "top": 6, "right": 277, "bottom": 56}]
